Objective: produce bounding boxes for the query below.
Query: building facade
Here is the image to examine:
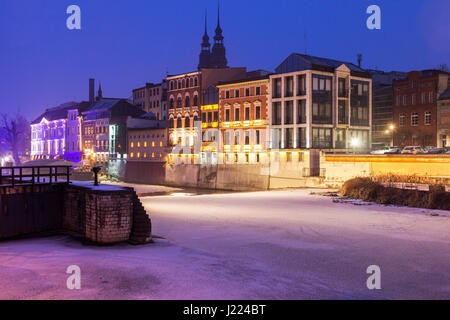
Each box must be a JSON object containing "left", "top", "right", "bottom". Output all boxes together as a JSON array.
[
  {"left": 269, "top": 53, "right": 372, "bottom": 152},
  {"left": 437, "top": 88, "right": 450, "bottom": 147},
  {"left": 216, "top": 76, "right": 270, "bottom": 164},
  {"left": 132, "top": 81, "right": 168, "bottom": 120},
  {"left": 369, "top": 70, "right": 407, "bottom": 146},
  {"left": 31, "top": 102, "right": 89, "bottom": 162},
  {"left": 128, "top": 127, "right": 168, "bottom": 162},
  {"left": 393, "top": 70, "right": 450, "bottom": 147}
]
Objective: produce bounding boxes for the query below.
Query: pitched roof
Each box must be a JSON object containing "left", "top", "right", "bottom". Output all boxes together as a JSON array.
[
  {"left": 87, "top": 99, "right": 121, "bottom": 111},
  {"left": 275, "top": 53, "right": 368, "bottom": 75},
  {"left": 31, "top": 101, "right": 90, "bottom": 125}
]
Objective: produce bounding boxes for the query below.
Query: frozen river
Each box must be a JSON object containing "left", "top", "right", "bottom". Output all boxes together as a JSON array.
[{"left": 0, "top": 189, "right": 449, "bottom": 299}]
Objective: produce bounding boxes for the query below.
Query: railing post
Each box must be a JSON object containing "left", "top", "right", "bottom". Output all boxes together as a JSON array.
[
  {"left": 37, "top": 167, "right": 40, "bottom": 183},
  {"left": 32, "top": 167, "right": 35, "bottom": 185},
  {"left": 55, "top": 166, "right": 58, "bottom": 182},
  {"left": 49, "top": 167, "right": 52, "bottom": 184},
  {"left": 19, "top": 167, "right": 23, "bottom": 183},
  {"left": 11, "top": 168, "right": 15, "bottom": 187},
  {"left": 66, "top": 166, "right": 70, "bottom": 183}
]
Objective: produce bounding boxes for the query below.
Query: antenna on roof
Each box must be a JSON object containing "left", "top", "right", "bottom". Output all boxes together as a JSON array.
[{"left": 357, "top": 53, "right": 362, "bottom": 68}]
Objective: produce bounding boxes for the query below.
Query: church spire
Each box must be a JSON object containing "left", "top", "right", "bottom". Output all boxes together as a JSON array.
[
  {"left": 211, "top": 0, "right": 228, "bottom": 68},
  {"left": 97, "top": 82, "right": 103, "bottom": 100},
  {"left": 198, "top": 9, "right": 212, "bottom": 69}
]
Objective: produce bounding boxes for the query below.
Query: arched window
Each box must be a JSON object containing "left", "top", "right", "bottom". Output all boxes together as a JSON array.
[
  {"left": 185, "top": 96, "right": 190, "bottom": 107},
  {"left": 170, "top": 81, "right": 174, "bottom": 90},
  {"left": 169, "top": 118, "right": 174, "bottom": 128},
  {"left": 193, "top": 115, "right": 199, "bottom": 124},
  {"left": 170, "top": 98, "right": 174, "bottom": 108},
  {"left": 177, "top": 97, "right": 182, "bottom": 107},
  {"left": 177, "top": 117, "right": 182, "bottom": 128},
  {"left": 185, "top": 78, "right": 190, "bottom": 88},
  {"left": 185, "top": 116, "right": 191, "bottom": 127},
  {"left": 194, "top": 77, "right": 198, "bottom": 86},
  {"left": 193, "top": 95, "right": 198, "bottom": 106},
  {"left": 182, "top": 79, "right": 185, "bottom": 88}
]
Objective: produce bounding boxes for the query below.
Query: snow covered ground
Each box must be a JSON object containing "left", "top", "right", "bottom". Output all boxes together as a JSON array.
[{"left": 0, "top": 189, "right": 449, "bottom": 299}]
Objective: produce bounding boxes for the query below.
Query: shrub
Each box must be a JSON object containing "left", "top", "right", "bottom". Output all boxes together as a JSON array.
[{"left": 340, "top": 178, "right": 450, "bottom": 211}]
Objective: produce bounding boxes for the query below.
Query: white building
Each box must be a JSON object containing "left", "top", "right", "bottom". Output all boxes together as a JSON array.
[{"left": 269, "top": 53, "right": 372, "bottom": 152}]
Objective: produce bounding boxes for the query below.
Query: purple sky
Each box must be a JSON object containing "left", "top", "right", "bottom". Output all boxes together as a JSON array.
[{"left": 0, "top": 0, "right": 449, "bottom": 121}]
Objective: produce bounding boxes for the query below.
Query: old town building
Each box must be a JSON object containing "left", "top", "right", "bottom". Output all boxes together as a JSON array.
[
  {"left": 393, "top": 70, "right": 450, "bottom": 147},
  {"left": 269, "top": 53, "right": 372, "bottom": 152},
  {"left": 437, "top": 88, "right": 450, "bottom": 147},
  {"left": 132, "top": 81, "right": 167, "bottom": 120},
  {"left": 216, "top": 75, "right": 270, "bottom": 164}
]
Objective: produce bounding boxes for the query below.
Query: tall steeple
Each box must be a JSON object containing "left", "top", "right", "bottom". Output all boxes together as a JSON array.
[
  {"left": 198, "top": 10, "right": 212, "bottom": 69},
  {"left": 211, "top": 1, "right": 228, "bottom": 68},
  {"left": 97, "top": 82, "right": 103, "bottom": 100}
]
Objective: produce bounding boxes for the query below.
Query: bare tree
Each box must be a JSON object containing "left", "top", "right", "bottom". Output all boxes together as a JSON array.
[{"left": 0, "top": 113, "right": 30, "bottom": 165}]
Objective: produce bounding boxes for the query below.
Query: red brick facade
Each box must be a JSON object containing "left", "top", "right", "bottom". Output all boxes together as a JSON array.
[{"left": 393, "top": 70, "right": 449, "bottom": 147}]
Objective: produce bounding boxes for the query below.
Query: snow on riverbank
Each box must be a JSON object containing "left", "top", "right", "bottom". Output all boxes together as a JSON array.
[{"left": 0, "top": 189, "right": 449, "bottom": 299}]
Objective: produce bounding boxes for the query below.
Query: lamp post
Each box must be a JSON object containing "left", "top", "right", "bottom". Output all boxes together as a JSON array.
[{"left": 385, "top": 124, "right": 395, "bottom": 146}]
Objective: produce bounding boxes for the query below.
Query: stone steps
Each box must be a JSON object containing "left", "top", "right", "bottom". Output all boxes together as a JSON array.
[{"left": 128, "top": 192, "right": 152, "bottom": 244}]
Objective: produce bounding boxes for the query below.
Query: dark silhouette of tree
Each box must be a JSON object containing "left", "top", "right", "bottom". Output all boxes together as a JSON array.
[{"left": 0, "top": 113, "right": 30, "bottom": 165}]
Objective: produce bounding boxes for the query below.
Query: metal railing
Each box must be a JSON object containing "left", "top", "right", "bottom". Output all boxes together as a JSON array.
[{"left": 0, "top": 165, "right": 71, "bottom": 187}]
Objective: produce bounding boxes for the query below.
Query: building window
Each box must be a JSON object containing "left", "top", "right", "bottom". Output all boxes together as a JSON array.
[
  {"left": 285, "top": 77, "right": 293, "bottom": 97},
  {"left": 185, "top": 96, "right": 190, "bottom": 107},
  {"left": 234, "top": 107, "right": 240, "bottom": 121},
  {"left": 234, "top": 132, "right": 240, "bottom": 145},
  {"left": 297, "top": 100, "right": 306, "bottom": 124},
  {"left": 312, "top": 128, "right": 332, "bottom": 149},
  {"left": 284, "top": 128, "right": 294, "bottom": 149},
  {"left": 411, "top": 112, "right": 419, "bottom": 126},
  {"left": 255, "top": 87, "right": 261, "bottom": 95},
  {"left": 225, "top": 90, "right": 230, "bottom": 99},
  {"left": 403, "top": 95, "right": 408, "bottom": 106},
  {"left": 255, "top": 130, "right": 261, "bottom": 145},
  {"left": 193, "top": 95, "right": 198, "bottom": 106},
  {"left": 273, "top": 78, "right": 282, "bottom": 98},
  {"left": 284, "top": 101, "right": 294, "bottom": 124},
  {"left": 245, "top": 88, "right": 250, "bottom": 97},
  {"left": 225, "top": 109, "right": 230, "bottom": 122},
  {"left": 297, "top": 75, "right": 306, "bottom": 96},
  {"left": 412, "top": 94, "right": 417, "bottom": 105},
  {"left": 255, "top": 106, "right": 261, "bottom": 120},
  {"left": 235, "top": 89, "right": 240, "bottom": 98},
  {"left": 429, "top": 92, "right": 434, "bottom": 103},
  {"left": 396, "top": 95, "right": 401, "bottom": 106},
  {"left": 245, "top": 107, "right": 250, "bottom": 120},
  {"left": 272, "top": 102, "right": 281, "bottom": 125},
  {"left": 399, "top": 114, "right": 406, "bottom": 127},
  {"left": 213, "top": 111, "right": 218, "bottom": 122},
  {"left": 425, "top": 111, "right": 431, "bottom": 125},
  {"left": 422, "top": 92, "right": 427, "bottom": 104},
  {"left": 245, "top": 131, "right": 250, "bottom": 145}
]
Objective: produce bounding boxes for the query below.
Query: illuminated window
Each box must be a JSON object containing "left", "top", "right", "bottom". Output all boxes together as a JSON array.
[
  {"left": 159, "top": 153, "right": 162, "bottom": 158},
  {"left": 144, "top": 153, "right": 147, "bottom": 158},
  {"left": 131, "top": 142, "right": 134, "bottom": 148},
  {"left": 144, "top": 142, "right": 147, "bottom": 147},
  {"left": 137, "top": 152, "right": 141, "bottom": 158},
  {"left": 152, "top": 153, "right": 155, "bottom": 158},
  {"left": 130, "top": 153, "right": 134, "bottom": 158},
  {"left": 152, "top": 141, "right": 155, "bottom": 147},
  {"left": 137, "top": 142, "right": 141, "bottom": 147},
  {"left": 159, "top": 141, "right": 163, "bottom": 147}
]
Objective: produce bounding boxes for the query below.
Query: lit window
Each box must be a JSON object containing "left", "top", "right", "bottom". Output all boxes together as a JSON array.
[
  {"left": 130, "top": 142, "right": 134, "bottom": 148},
  {"left": 144, "top": 153, "right": 147, "bottom": 158},
  {"left": 130, "top": 153, "right": 134, "bottom": 158},
  {"left": 144, "top": 142, "right": 147, "bottom": 148},
  {"left": 152, "top": 141, "right": 155, "bottom": 147},
  {"left": 159, "top": 141, "right": 163, "bottom": 147},
  {"left": 137, "top": 152, "right": 141, "bottom": 158},
  {"left": 411, "top": 113, "right": 419, "bottom": 126},
  {"left": 137, "top": 142, "right": 141, "bottom": 148},
  {"left": 152, "top": 153, "right": 155, "bottom": 158},
  {"left": 159, "top": 153, "right": 162, "bottom": 158},
  {"left": 425, "top": 111, "right": 431, "bottom": 125}
]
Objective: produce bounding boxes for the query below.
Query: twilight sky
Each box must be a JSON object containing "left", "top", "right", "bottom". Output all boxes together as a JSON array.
[{"left": 0, "top": 0, "right": 449, "bottom": 121}]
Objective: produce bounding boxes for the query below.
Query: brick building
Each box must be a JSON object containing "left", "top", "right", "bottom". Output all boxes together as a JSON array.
[
  {"left": 132, "top": 81, "right": 167, "bottom": 120},
  {"left": 216, "top": 75, "right": 270, "bottom": 164},
  {"left": 393, "top": 70, "right": 450, "bottom": 147}
]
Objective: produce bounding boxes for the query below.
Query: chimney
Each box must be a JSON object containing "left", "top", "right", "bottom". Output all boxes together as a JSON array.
[
  {"left": 89, "top": 78, "right": 95, "bottom": 104},
  {"left": 357, "top": 54, "right": 362, "bottom": 68}
]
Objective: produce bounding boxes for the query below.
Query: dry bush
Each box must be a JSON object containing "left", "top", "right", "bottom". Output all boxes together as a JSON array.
[{"left": 340, "top": 177, "right": 450, "bottom": 211}]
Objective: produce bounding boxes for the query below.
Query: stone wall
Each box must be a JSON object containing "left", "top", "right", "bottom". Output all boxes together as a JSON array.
[{"left": 1, "top": 183, "right": 151, "bottom": 244}]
